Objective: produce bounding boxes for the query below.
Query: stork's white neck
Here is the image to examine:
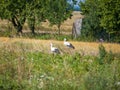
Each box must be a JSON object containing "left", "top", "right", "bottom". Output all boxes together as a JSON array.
[{"left": 50, "top": 43, "right": 53, "bottom": 48}]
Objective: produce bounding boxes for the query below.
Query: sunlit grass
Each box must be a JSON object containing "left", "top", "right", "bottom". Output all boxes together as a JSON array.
[{"left": 0, "top": 37, "right": 120, "bottom": 56}]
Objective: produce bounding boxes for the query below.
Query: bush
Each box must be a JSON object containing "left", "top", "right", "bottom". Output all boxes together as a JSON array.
[
  {"left": 98, "top": 44, "right": 107, "bottom": 64},
  {"left": 98, "top": 44, "right": 115, "bottom": 65}
]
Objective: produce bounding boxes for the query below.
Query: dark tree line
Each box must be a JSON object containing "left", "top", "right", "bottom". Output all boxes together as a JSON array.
[{"left": 80, "top": 0, "right": 120, "bottom": 42}]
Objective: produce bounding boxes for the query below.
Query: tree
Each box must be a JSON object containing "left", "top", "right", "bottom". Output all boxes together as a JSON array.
[
  {"left": 0, "top": 0, "right": 27, "bottom": 35},
  {"left": 80, "top": 0, "right": 105, "bottom": 40},
  {"left": 26, "top": 0, "right": 72, "bottom": 35},
  {"left": 0, "top": 0, "right": 49, "bottom": 35},
  {"left": 26, "top": 0, "right": 48, "bottom": 34},
  {"left": 47, "top": 0, "right": 72, "bottom": 35},
  {"left": 0, "top": 0, "right": 73, "bottom": 36},
  {"left": 80, "top": 0, "right": 120, "bottom": 42},
  {"left": 99, "top": 0, "right": 120, "bottom": 42}
]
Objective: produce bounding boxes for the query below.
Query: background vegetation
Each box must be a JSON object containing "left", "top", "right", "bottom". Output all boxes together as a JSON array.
[{"left": 80, "top": 0, "right": 120, "bottom": 43}]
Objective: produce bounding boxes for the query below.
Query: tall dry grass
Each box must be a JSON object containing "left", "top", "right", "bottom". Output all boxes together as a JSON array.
[{"left": 0, "top": 37, "right": 120, "bottom": 56}]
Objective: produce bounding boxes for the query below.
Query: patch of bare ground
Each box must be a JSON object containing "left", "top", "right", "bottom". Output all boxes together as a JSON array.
[{"left": 0, "top": 37, "right": 120, "bottom": 56}]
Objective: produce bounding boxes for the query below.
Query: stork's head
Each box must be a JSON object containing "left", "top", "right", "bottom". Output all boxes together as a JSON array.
[
  {"left": 50, "top": 43, "right": 53, "bottom": 46},
  {"left": 64, "top": 38, "right": 67, "bottom": 41}
]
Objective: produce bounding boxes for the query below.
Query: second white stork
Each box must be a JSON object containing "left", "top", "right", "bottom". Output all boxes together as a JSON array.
[
  {"left": 64, "top": 38, "right": 75, "bottom": 49},
  {"left": 50, "top": 43, "right": 60, "bottom": 54}
]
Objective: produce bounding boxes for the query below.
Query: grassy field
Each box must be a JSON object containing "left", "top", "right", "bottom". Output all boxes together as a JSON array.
[
  {"left": 0, "top": 37, "right": 120, "bottom": 56},
  {"left": 0, "top": 11, "right": 120, "bottom": 90},
  {"left": 0, "top": 37, "right": 120, "bottom": 90}
]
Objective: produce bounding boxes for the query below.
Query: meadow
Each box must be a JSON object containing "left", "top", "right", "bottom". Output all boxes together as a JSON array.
[
  {"left": 0, "top": 11, "right": 120, "bottom": 90},
  {"left": 0, "top": 37, "right": 120, "bottom": 90}
]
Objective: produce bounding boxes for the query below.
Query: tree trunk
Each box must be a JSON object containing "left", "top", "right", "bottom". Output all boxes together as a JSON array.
[
  {"left": 109, "top": 33, "right": 111, "bottom": 42},
  {"left": 17, "top": 25, "right": 23, "bottom": 37},
  {"left": 31, "top": 25, "right": 35, "bottom": 35},
  {"left": 11, "top": 16, "right": 25, "bottom": 37},
  {"left": 28, "top": 16, "right": 36, "bottom": 35},
  {"left": 58, "top": 24, "right": 61, "bottom": 35}
]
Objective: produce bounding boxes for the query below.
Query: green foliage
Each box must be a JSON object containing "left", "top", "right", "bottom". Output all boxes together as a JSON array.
[
  {"left": 80, "top": 0, "right": 120, "bottom": 42},
  {"left": 99, "top": 0, "right": 120, "bottom": 31},
  {"left": 80, "top": 0, "right": 104, "bottom": 39},
  {"left": 0, "top": 44, "right": 120, "bottom": 90},
  {"left": 98, "top": 44, "right": 115, "bottom": 65},
  {"left": 99, "top": 0, "right": 120, "bottom": 42},
  {"left": 0, "top": 0, "right": 73, "bottom": 36},
  {"left": 0, "top": 48, "right": 24, "bottom": 90},
  {"left": 98, "top": 44, "right": 107, "bottom": 64},
  {"left": 84, "top": 63, "right": 120, "bottom": 90},
  {"left": 47, "top": 0, "right": 72, "bottom": 35},
  {"left": 0, "top": 0, "right": 26, "bottom": 34},
  {"left": 26, "top": 0, "right": 49, "bottom": 34}
]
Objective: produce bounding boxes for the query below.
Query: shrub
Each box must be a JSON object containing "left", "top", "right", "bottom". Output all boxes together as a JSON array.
[
  {"left": 98, "top": 44, "right": 107, "bottom": 64},
  {"left": 98, "top": 44, "right": 115, "bottom": 65}
]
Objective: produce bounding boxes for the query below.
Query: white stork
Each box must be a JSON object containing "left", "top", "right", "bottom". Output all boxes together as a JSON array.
[
  {"left": 64, "top": 38, "right": 75, "bottom": 49},
  {"left": 50, "top": 43, "right": 60, "bottom": 54}
]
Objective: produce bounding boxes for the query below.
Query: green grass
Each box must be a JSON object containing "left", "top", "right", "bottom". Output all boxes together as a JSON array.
[
  {"left": 22, "top": 33, "right": 72, "bottom": 41},
  {"left": 0, "top": 26, "right": 73, "bottom": 41},
  {"left": 0, "top": 24, "right": 96, "bottom": 42},
  {"left": 0, "top": 44, "right": 120, "bottom": 90}
]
